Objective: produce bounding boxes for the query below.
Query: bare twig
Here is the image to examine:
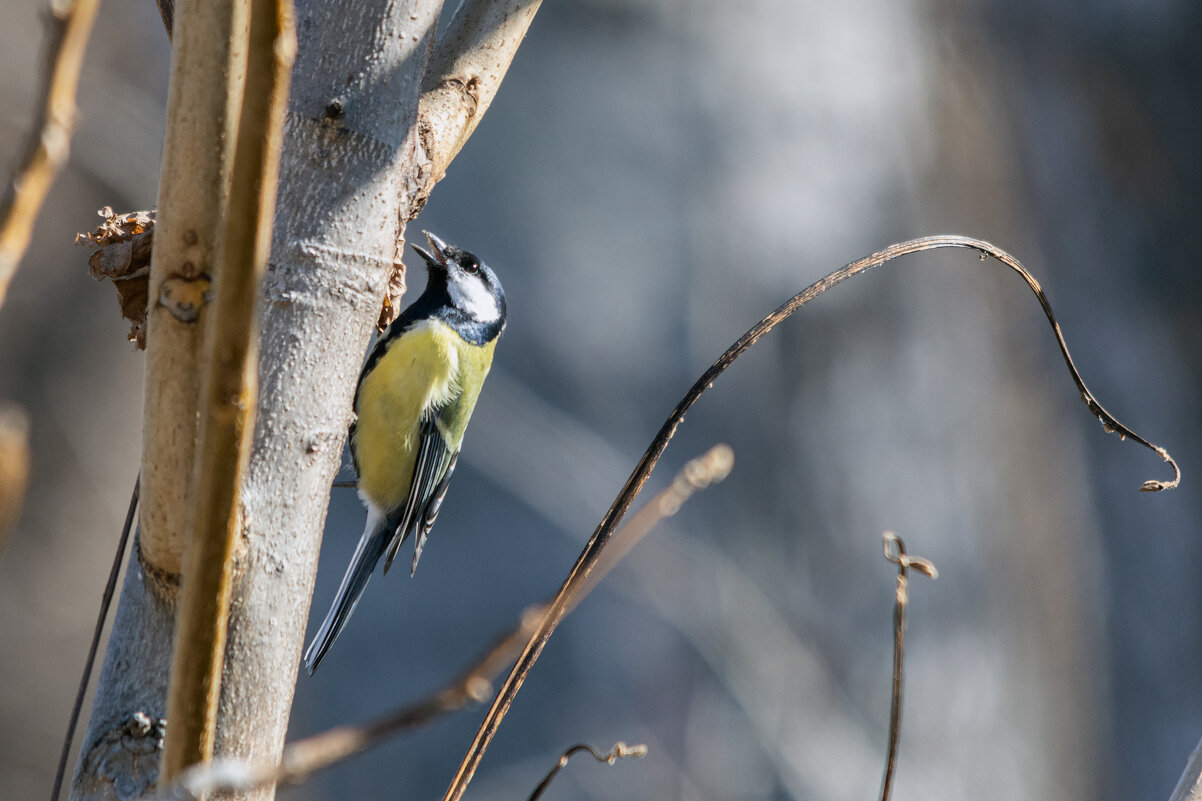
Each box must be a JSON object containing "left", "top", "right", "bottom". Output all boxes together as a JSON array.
[
  {"left": 467, "top": 369, "right": 876, "bottom": 799},
  {"left": 156, "top": 0, "right": 175, "bottom": 39},
  {"left": 145, "top": 446, "right": 730, "bottom": 800},
  {"left": 368, "top": 0, "right": 541, "bottom": 327},
  {"left": 527, "top": 742, "right": 648, "bottom": 801},
  {"left": 1169, "top": 737, "right": 1202, "bottom": 801},
  {"left": 49, "top": 477, "right": 139, "bottom": 801},
  {"left": 878, "top": 532, "right": 937, "bottom": 801},
  {"left": 442, "top": 234, "right": 1178, "bottom": 801},
  {"left": 417, "top": 0, "right": 543, "bottom": 193},
  {"left": 0, "top": 0, "right": 101, "bottom": 307},
  {"left": 161, "top": 0, "right": 295, "bottom": 782},
  {"left": 444, "top": 446, "right": 734, "bottom": 801},
  {"left": 0, "top": 405, "right": 30, "bottom": 554},
  {"left": 154, "top": 621, "right": 532, "bottom": 800}
]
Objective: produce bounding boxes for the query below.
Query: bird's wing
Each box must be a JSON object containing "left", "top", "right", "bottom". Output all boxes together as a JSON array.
[
  {"left": 409, "top": 451, "right": 458, "bottom": 574},
  {"left": 381, "top": 410, "right": 458, "bottom": 575}
]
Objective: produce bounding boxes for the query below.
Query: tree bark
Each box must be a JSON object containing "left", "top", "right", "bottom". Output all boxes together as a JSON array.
[
  {"left": 206, "top": 2, "right": 442, "bottom": 798},
  {"left": 71, "top": 1, "right": 540, "bottom": 799}
]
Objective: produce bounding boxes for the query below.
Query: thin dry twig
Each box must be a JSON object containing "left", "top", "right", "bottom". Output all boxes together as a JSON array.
[
  {"left": 371, "top": 0, "right": 541, "bottom": 328},
  {"left": 152, "top": 623, "right": 529, "bottom": 800},
  {"left": 50, "top": 477, "right": 139, "bottom": 801},
  {"left": 526, "top": 742, "right": 648, "bottom": 801},
  {"left": 442, "top": 234, "right": 1179, "bottom": 801},
  {"left": 0, "top": 405, "right": 30, "bottom": 553},
  {"left": 878, "top": 532, "right": 937, "bottom": 801},
  {"left": 0, "top": 0, "right": 102, "bottom": 307},
  {"left": 146, "top": 446, "right": 731, "bottom": 800},
  {"left": 1168, "top": 737, "right": 1202, "bottom": 801}
]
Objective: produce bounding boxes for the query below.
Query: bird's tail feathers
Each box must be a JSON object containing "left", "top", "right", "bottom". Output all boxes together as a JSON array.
[{"left": 303, "top": 507, "right": 389, "bottom": 675}]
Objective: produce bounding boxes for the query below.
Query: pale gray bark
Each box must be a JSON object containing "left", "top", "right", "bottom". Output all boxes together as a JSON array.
[
  {"left": 71, "top": 555, "right": 174, "bottom": 801},
  {"left": 208, "top": 2, "right": 442, "bottom": 796},
  {"left": 70, "top": 1, "right": 541, "bottom": 799}
]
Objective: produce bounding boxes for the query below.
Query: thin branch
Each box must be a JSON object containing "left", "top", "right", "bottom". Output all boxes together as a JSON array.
[
  {"left": 442, "top": 235, "right": 1179, "bottom": 801},
  {"left": 156, "top": 0, "right": 175, "bottom": 39},
  {"left": 1168, "top": 737, "right": 1202, "bottom": 801},
  {"left": 878, "top": 532, "right": 937, "bottom": 801},
  {"left": 152, "top": 623, "right": 530, "bottom": 800},
  {"left": 161, "top": 0, "right": 295, "bottom": 782},
  {"left": 0, "top": 0, "right": 101, "bottom": 307},
  {"left": 418, "top": 0, "right": 542, "bottom": 186},
  {"left": 367, "top": 0, "right": 541, "bottom": 327},
  {"left": 466, "top": 369, "right": 877, "bottom": 799},
  {"left": 145, "top": 446, "right": 731, "bottom": 800},
  {"left": 0, "top": 405, "right": 30, "bottom": 554},
  {"left": 49, "top": 477, "right": 139, "bottom": 801},
  {"left": 526, "top": 742, "right": 648, "bottom": 801}
]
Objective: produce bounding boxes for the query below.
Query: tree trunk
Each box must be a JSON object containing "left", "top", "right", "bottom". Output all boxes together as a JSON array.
[{"left": 70, "top": 1, "right": 539, "bottom": 799}]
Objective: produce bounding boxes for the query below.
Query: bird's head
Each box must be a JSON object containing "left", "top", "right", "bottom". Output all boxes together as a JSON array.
[{"left": 412, "top": 231, "right": 506, "bottom": 330}]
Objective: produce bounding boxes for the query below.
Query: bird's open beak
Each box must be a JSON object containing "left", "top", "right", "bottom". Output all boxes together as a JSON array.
[{"left": 411, "top": 230, "right": 450, "bottom": 270}]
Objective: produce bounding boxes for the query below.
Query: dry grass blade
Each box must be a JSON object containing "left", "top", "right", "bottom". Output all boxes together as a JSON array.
[
  {"left": 444, "top": 445, "right": 734, "bottom": 801},
  {"left": 144, "top": 447, "right": 730, "bottom": 800},
  {"left": 442, "top": 234, "right": 1178, "bottom": 801},
  {"left": 0, "top": 405, "right": 30, "bottom": 554},
  {"left": 878, "top": 532, "right": 937, "bottom": 801},
  {"left": 49, "top": 477, "right": 138, "bottom": 801},
  {"left": 526, "top": 742, "right": 648, "bottom": 801},
  {"left": 0, "top": 0, "right": 101, "bottom": 307}
]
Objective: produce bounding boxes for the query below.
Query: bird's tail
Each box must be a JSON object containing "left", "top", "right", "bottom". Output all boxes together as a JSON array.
[{"left": 303, "top": 507, "right": 389, "bottom": 675}]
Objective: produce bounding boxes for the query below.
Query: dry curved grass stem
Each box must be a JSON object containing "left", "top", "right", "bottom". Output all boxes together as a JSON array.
[
  {"left": 142, "top": 445, "right": 731, "bottom": 800},
  {"left": 878, "top": 531, "right": 937, "bottom": 801},
  {"left": 442, "top": 234, "right": 1179, "bottom": 801},
  {"left": 0, "top": 0, "right": 102, "bottom": 307},
  {"left": 527, "top": 742, "right": 648, "bottom": 801}
]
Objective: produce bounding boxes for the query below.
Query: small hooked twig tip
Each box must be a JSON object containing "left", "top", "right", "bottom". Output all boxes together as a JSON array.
[
  {"left": 883, "top": 531, "right": 938, "bottom": 580},
  {"left": 878, "top": 531, "right": 937, "bottom": 801},
  {"left": 527, "top": 742, "right": 648, "bottom": 801},
  {"left": 1138, "top": 447, "right": 1179, "bottom": 492}
]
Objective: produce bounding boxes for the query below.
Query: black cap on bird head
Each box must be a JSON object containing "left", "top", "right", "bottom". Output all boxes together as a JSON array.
[{"left": 409, "top": 230, "right": 506, "bottom": 340}]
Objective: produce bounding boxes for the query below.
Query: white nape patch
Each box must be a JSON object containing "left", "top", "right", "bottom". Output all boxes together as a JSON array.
[{"left": 447, "top": 272, "right": 501, "bottom": 323}]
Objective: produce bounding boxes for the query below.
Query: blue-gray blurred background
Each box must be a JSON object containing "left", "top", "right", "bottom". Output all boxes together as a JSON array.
[{"left": 2, "top": 1, "right": 1199, "bottom": 799}]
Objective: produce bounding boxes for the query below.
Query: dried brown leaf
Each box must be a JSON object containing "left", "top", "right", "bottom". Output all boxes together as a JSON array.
[{"left": 76, "top": 207, "right": 156, "bottom": 347}]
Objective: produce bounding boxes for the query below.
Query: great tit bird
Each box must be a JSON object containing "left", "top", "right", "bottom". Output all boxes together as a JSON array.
[{"left": 303, "top": 231, "right": 506, "bottom": 675}]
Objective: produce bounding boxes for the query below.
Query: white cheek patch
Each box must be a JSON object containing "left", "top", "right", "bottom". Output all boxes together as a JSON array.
[{"left": 448, "top": 274, "right": 501, "bottom": 323}]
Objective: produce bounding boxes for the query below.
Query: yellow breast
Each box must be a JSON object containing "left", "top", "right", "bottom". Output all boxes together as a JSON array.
[{"left": 352, "top": 320, "right": 461, "bottom": 512}]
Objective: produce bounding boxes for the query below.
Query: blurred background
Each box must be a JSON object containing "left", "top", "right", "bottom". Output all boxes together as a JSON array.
[{"left": 2, "top": 0, "right": 1199, "bottom": 799}]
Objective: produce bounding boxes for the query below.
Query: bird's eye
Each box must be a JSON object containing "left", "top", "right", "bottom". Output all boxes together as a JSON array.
[{"left": 463, "top": 261, "right": 480, "bottom": 275}]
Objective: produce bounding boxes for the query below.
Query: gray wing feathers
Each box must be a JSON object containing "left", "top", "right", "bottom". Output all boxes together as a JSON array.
[
  {"left": 410, "top": 451, "right": 458, "bottom": 575},
  {"left": 382, "top": 413, "right": 458, "bottom": 575}
]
